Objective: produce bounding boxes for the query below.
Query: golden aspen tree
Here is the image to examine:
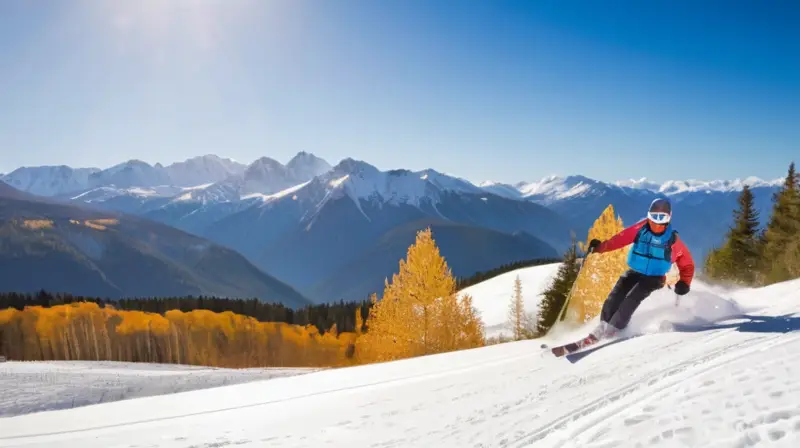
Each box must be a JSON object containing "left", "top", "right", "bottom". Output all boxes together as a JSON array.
[
  {"left": 354, "top": 227, "right": 483, "bottom": 364},
  {"left": 563, "top": 205, "right": 630, "bottom": 324},
  {"left": 457, "top": 293, "right": 484, "bottom": 348},
  {"left": 430, "top": 293, "right": 459, "bottom": 352},
  {"left": 0, "top": 302, "right": 357, "bottom": 368},
  {"left": 508, "top": 275, "right": 526, "bottom": 340},
  {"left": 354, "top": 282, "right": 412, "bottom": 362}
]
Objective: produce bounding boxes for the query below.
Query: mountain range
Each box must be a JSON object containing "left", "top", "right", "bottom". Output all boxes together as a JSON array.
[
  {"left": 1, "top": 153, "right": 785, "bottom": 304},
  {"left": 0, "top": 181, "right": 310, "bottom": 307}
]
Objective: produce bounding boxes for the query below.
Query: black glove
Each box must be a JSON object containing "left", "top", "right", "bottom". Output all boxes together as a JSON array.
[
  {"left": 674, "top": 280, "right": 690, "bottom": 295},
  {"left": 588, "top": 239, "right": 602, "bottom": 253}
]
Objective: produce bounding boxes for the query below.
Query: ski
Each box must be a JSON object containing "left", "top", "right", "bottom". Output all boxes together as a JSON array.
[{"left": 541, "top": 333, "right": 604, "bottom": 357}]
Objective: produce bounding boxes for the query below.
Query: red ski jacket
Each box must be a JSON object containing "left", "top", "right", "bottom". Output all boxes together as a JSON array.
[{"left": 593, "top": 219, "right": 695, "bottom": 285}]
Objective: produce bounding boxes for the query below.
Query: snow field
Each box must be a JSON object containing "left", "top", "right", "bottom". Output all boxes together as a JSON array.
[
  {"left": 0, "top": 361, "right": 319, "bottom": 418},
  {"left": 1, "top": 268, "right": 798, "bottom": 447},
  {"left": 461, "top": 263, "right": 562, "bottom": 339}
]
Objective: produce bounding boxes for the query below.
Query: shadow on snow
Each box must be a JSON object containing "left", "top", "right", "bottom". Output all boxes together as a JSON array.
[
  {"left": 565, "top": 336, "right": 639, "bottom": 364},
  {"left": 564, "top": 313, "right": 800, "bottom": 364},
  {"left": 669, "top": 313, "right": 800, "bottom": 335}
]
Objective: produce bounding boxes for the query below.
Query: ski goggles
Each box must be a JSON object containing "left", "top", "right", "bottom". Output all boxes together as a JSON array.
[{"left": 647, "top": 211, "right": 671, "bottom": 224}]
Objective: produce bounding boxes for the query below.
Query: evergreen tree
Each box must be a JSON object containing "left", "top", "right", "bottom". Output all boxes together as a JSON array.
[
  {"left": 535, "top": 237, "right": 580, "bottom": 336},
  {"left": 729, "top": 185, "right": 763, "bottom": 282},
  {"left": 705, "top": 185, "right": 763, "bottom": 284},
  {"left": 508, "top": 275, "right": 526, "bottom": 340},
  {"left": 760, "top": 162, "right": 800, "bottom": 284}
]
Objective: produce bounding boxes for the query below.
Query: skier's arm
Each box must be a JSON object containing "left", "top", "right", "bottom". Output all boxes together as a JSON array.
[
  {"left": 671, "top": 236, "right": 695, "bottom": 285},
  {"left": 593, "top": 220, "right": 646, "bottom": 254}
]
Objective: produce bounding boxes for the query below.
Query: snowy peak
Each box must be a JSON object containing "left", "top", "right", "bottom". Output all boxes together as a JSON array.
[
  {"left": 614, "top": 176, "right": 783, "bottom": 195},
  {"left": 518, "top": 175, "right": 587, "bottom": 196},
  {"left": 246, "top": 157, "right": 285, "bottom": 176},
  {"left": 6, "top": 152, "right": 328, "bottom": 200},
  {"left": 330, "top": 158, "right": 381, "bottom": 177},
  {"left": 614, "top": 177, "right": 662, "bottom": 191},
  {"left": 485, "top": 174, "right": 785, "bottom": 204},
  {"left": 88, "top": 160, "right": 172, "bottom": 189},
  {"left": 654, "top": 177, "right": 783, "bottom": 195},
  {"left": 93, "top": 155, "right": 247, "bottom": 189},
  {"left": 1, "top": 165, "right": 100, "bottom": 196},
  {"left": 235, "top": 157, "right": 296, "bottom": 198},
  {"left": 286, "top": 151, "right": 332, "bottom": 181},
  {"left": 174, "top": 152, "right": 331, "bottom": 204},
  {"left": 301, "top": 159, "right": 483, "bottom": 210},
  {"left": 164, "top": 155, "right": 246, "bottom": 187},
  {"left": 508, "top": 175, "right": 617, "bottom": 205},
  {"left": 477, "top": 181, "right": 524, "bottom": 200}
]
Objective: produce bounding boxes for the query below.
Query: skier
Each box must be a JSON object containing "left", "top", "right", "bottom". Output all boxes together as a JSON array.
[{"left": 585, "top": 197, "right": 695, "bottom": 341}]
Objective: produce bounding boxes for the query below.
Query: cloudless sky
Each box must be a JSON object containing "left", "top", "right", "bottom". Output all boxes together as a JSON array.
[{"left": 1, "top": 0, "right": 798, "bottom": 184}]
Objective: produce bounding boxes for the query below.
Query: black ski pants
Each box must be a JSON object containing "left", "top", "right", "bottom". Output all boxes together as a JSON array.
[{"left": 601, "top": 269, "right": 664, "bottom": 330}]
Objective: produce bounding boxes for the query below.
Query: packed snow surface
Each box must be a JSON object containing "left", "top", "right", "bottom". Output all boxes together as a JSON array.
[
  {"left": 0, "top": 361, "right": 318, "bottom": 418},
  {"left": 1, "top": 273, "right": 799, "bottom": 447}
]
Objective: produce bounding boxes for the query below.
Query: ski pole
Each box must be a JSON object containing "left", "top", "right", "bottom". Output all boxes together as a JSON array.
[{"left": 667, "top": 284, "right": 680, "bottom": 307}]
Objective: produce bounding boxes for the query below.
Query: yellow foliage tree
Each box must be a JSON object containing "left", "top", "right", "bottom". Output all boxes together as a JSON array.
[
  {"left": 354, "top": 227, "right": 484, "bottom": 363},
  {"left": 562, "top": 205, "right": 630, "bottom": 323},
  {"left": 0, "top": 302, "right": 357, "bottom": 368}
]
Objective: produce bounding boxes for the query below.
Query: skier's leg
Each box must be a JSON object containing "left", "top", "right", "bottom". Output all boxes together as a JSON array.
[
  {"left": 607, "top": 275, "right": 664, "bottom": 330},
  {"left": 592, "top": 270, "right": 642, "bottom": 338},
  {"left": 599, "top": 270, "right": 640, "bottom": 323}
]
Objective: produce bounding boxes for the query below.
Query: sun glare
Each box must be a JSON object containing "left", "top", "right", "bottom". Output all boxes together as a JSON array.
[{"left": 85, "top": 0, "right": 259, "bottom": 56}]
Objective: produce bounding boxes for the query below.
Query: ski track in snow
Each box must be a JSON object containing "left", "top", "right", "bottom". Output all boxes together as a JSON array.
[{"left": 1, "top": 271, "right": 799, "bottom": 447}]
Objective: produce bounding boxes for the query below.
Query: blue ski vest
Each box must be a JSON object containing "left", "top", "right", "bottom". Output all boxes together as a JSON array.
[{"left": 627, "top": 223, "right": 677, "bottom": 276}]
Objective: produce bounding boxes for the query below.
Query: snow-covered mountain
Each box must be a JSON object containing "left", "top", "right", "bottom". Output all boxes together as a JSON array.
[
  {"left": 297, "top": 157, "right": 485, "bottom": 216},
  {"left": 0, "top": 181, "right": 312, "bottom": 306},
  {"left": 114, "top": 152, "right": 332, "bottom": 206},
  {"left": 484, "top": 174, "right": 784, "bottom": 203},
  {"left": 285, "top": 151, "right": 332, "bottom": 183},
  {"left": 86, "top": 156, "right": 249, "bottom": 190},
  {"left": 3, "top": 267, "right": 798, "bottom": 447},
  {"left": 5, "top": 155, "right": 247, "bottom": 197},
  {"left": 616, "top": 176, "right": 784, "bottom": 195},
  {"left": 480, "top": 174, "right": 784, "bottom": 264},
  {"left": 86, "top": 160, "right": 173, "bottom": 189},
  {"left": 163, "top": 155, "right": 246, "bottom": 187},
  {"left": 5, "top": 153, "right": 787, "bottom": 301},
  {"left": 196, "top": 158, "right": 569, "bottom": 301},
  {"left": 1, "top": 166, "right": 100, "bottom": 196}
]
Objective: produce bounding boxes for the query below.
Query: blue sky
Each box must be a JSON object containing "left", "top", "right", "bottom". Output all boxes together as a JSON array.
[{"left": 1, "top": 0, "right": 797, "bottom": 184}]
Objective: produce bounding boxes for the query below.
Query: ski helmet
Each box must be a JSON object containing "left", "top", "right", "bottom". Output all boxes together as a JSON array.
[{"left": 647, "top": 198, "right": 672, "bottom": 224}]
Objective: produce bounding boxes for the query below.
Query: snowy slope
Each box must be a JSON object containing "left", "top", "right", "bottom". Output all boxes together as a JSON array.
[
  {"left": 460, "top": 263, "right": 562, "bottom": 339},
  {"left": 0, "top": 362, "right": 317, "bottom": 418},
  {"left": 2, "top": 274, "right": 799, "bottom": 447}
]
